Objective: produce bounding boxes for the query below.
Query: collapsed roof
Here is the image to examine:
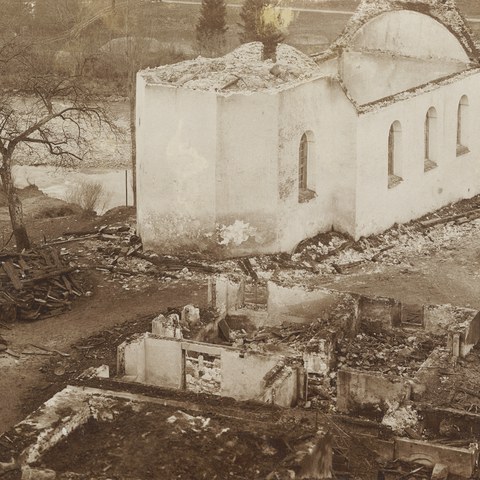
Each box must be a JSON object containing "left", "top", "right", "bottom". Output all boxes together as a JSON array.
[{"left": 139, "top": 42, "right": 321, "bottom": 93}]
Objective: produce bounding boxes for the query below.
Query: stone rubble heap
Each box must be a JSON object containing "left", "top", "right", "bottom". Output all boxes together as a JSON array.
[
  {"left": 336, "top": 331, "right": 438, "bottom": 377},
  {"left": 141, "top": 42, "right": 321, "bottom": 93}
]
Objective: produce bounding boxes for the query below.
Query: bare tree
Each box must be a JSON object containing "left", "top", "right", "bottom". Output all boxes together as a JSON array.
[{"left": 0, "top": 46, "right": 116, "bottom": 250}]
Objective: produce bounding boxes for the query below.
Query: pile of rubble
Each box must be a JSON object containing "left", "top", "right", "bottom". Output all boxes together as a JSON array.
[
  {"left": 288, "top": 196, "right": 480, "bottom": 274},
  {"left": 185, "top": 353, "right": 221, "bottom": 395},
  {"left": 52, "top": 223, "right": 220, "bottom": 291},
  {"left": 140, "top": 42, "right": 320, "bottom": 93},
  {"left": 336, "top": 331, "right": 437, "bottom": 377},
  {"left": 229, "top": 319, "right": 337, "bottom": 354},
  {"left": 0, "top": 246, "right": 83, "bottom": 322}
]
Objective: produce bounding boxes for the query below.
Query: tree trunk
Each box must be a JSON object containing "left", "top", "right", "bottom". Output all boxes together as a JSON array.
[
  {"left": 125, "top": 0, "right": 137, "bottom": 208},
  {"left": 0, "top": 160, "right": 31, "bottom": 251}
]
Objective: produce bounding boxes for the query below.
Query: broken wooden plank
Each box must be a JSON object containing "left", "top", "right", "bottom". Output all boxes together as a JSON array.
[
  {"left": 21, "top": 350, "right": 52, "bottom": 356},
  {"left": 457, "top": 387, "right": 480, "bottom": 399},
  {"left": 332, "top": 261, "right": 364, "bottom": 274},
  {"left": 4, "top": 349, "right": 20, "bottom": 358},
  {"left": 29, "top": 343, "right": 70, "bottom": 357},
  {"left": 62, "top": 275, "right": 73, "bottom": 294},
  {"left": 68, "top": 275, "right": 84, "bottom": 294},
  {"left": 419, "top": 208, "right": 480, "bottom": 228},
  {"left": 133, "top": 252, "right": 218, "bottom": 273},
  {"left": 2, "top": 261, "right": 22, "bottom": 291},
  {"left": 220, "top": 75, "right": 241, "bottom": 90},
  {"left": 49, "top": 249, "right": 62, "bottom": 267},
  {"left": 39, "top": 250, "right": 54, "bottom": 267},
  {"left": 370, "top": 245, "right": 394, "bottom": 262},
  {"left": 239, "top": 258, "right": 259, "bottom": 282},
  {"left": 44, "top": 234, "right": 100, "bottom": 246},
  {"left": 22, "top": 267, "right": 75, "bottom": 285},
  {"left": 218, "top": 318, "right": 231, "bottom": 342}
]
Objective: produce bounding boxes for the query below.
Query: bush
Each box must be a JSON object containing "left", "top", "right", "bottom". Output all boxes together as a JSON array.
[{"left": 66, "top": 180, "right": 110, "bottom": 214}]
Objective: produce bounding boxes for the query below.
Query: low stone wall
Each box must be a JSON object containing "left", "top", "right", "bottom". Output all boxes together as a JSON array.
[
  {"left": 358, "top": 295, "right": 401, "bottom": 330},
  {"left": 266, "top": 282, "right": 358, "bottom": 328},
  {"left": 336, "top": 368, "right": 412, "bottom": 414},
  {"left": 117, "top": 333, "right": 299, "bottom": 407},
  {"left": 356, "top": 433, "right": 478, "bottom": 478},
  {"left": 395, "top": 438, "right": 478, "bottom": 477},
  {"left": 209, "top": 276, "right": 245, "bottom": 320}
]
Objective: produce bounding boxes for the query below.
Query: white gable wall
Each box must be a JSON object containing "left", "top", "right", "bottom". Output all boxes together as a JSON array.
[
  {"left": 351, "top": 10, "right": 470, "bottom": 62},
  {"left": 354, "top": 72, "right": 480, "bottom": 239},
  {"left": 136, "top": 80, "right": 218, "bottom": 252}
]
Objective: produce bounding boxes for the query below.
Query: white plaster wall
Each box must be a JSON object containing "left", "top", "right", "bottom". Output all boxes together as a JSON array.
[
  {"left": 354, "top": 72, "right": 480, "bottom": 238},
  {"left": 121, "top": 337, "right": 146, "bottom": 382},
  {"left": 351, "top": 11, "right": 470, "bottom": 62},
  {"left": 276, "top": 77, "right": 358, "bottom": 251},
  {"left": 136, "top": 79, "right": 218, "bottom": 252},
  {"left": 267, "top": 281, "right": 352, "bottom": 326},
  {"left": 215, "top": 92, "right": 279, "bottom": 255},
  {"left": 220, "top": 349, "right": 280, "bottom": 401},
  {"left": 144, "top": 336, "right": 183, "bottom": 389}
]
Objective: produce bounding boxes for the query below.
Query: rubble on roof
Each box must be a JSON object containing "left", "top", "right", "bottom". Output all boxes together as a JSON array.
[{"left": 139, "top": 42, "right": 323, "bottom": 93}]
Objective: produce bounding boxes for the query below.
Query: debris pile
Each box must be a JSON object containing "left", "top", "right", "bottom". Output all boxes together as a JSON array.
[
  {"left": 230, "top": 320, "right": 337, "bottom": 354},
  {"left": 140, "top": 42, "right": 321, "bottom": 93},
  {"left": 381, "top": 401, "right": 419, "bottom": 435},
  {"left": 185, "top": 353, "right": 222, "bottom": 394},
  {"left": 53, "top": 223, "right": 219, "bottom": 291},
  {"left": 0, "top": 247, "right": 82, "bottom": 322},
  {"left": 336, "top": 331, "right": 436, "bottom": 377},
  {"left": 279, "top": 199, "right": 480, "bottom": 276},
  {"left": 166, "top": 410, "right": 212, "bottom": 434}
]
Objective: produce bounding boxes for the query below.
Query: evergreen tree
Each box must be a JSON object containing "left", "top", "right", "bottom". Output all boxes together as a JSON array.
[
  {"left": 238, "top": 0, "right": 284, "bottom": 59},
  {"left": 196, "top": 0, "right": 228, "bottom": 57}
]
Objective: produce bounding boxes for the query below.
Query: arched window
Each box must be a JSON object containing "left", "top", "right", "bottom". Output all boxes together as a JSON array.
[
  {"left": 388, "top": 121, "right": 402, "bottom": 189},
  {"left": 298, "top": 131, "right": 316, "bottom": 203},
  {"left": 457, "top": 95, "right": 469, "bottom": 156},
  {"left": 424, "top": 107, "right": 437, "bottom": 171}
]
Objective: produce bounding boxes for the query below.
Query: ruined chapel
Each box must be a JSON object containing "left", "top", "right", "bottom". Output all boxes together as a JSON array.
[{"left": 135, "top": 0, "right": 480, "bottom": 256}]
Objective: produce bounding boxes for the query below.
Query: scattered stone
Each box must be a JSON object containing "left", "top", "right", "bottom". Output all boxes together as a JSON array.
[
  {"left": 431, "top": 463, "right": 449, "bottom": 480},
  {"left": 152, "top": 314, "right": 182, "bottom": 339},
  {"left": 22, "top": 466, "right": 56, "bottom": 480},
  {"left": 181, "top": 305, "right": 200, "bottom": 325},
  {"left": 381, "top": 401, "right": 419, "bottom": 435},
  {"left": 0, "top": 458, "right": 17, "bottom": 475}
]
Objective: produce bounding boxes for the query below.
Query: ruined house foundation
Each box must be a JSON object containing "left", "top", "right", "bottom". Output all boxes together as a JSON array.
[{"left": 5, "top": 275, "right": 480, "bottom": 478}]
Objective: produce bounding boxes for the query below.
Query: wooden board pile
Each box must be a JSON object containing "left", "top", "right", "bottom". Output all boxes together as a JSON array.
[{"left": 0, "top": 247, "right": 82, "bottom": 322}]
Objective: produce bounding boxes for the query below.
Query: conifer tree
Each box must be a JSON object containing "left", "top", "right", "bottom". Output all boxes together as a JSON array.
[
  {"left": 196, "top": 0, "right": 228, "bottom": 57},
  {"left": 238, "top": 0, "right": 285, "bottom": 59}
]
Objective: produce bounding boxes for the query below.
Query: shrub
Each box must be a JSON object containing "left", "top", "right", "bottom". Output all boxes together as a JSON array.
[{"left": 66, "top": 180, "right": 110, "bottom": 214}]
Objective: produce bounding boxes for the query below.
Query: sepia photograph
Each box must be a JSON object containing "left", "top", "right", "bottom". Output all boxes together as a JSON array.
[{"left": 0, "top": 0, "right": 480, "bottom": 478}]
